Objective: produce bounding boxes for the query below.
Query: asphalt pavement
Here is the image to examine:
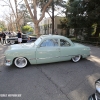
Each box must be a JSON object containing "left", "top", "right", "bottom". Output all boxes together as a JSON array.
[{"left": 0, "top": 43, "right": 100, "bottom": 100}]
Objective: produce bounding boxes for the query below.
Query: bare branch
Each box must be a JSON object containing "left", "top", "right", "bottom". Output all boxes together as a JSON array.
[
  {"left": 46, "top": 11, "right": 52, "bottom": 18},
  {"left": 9, "top": 0, "right": 16, "bottom": 18},
  {"left": 24, "top": 0, "right": 37, "bottom": 23},
  {"left": 17, "top": 0, "right": 23, "bottom": 6},
  {"left": 1, "top": 0, "right": 10, "bottom": 6},
  {"left": 38, "top": 0, "right": 53, "bottom": 24}
]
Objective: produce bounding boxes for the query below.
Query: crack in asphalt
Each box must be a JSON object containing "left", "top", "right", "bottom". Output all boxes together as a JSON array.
[{"left": 37, "top": 67, "right": 70, "bottom": 100}]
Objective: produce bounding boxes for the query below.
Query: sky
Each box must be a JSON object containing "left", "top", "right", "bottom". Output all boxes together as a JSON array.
[
  {"left": 0, "top": 0, "right": 67, "bottom": 20},
  {"left": 0, "top": 0, "right": 17, "bottom": 20}
]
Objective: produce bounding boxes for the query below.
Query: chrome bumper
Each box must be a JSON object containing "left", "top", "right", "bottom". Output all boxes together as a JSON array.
[{"left": 4, "top": 56, "right": 12, "bottom": 66}]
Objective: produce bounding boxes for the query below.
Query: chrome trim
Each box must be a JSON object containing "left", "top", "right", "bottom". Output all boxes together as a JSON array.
[
  {"left": 37, "top": 55, "right": 74, "bottom": 60},
  {"left": 37, "top": 56, "right": 60, "bottom": 60},
  {"left": 5, "top": 62, "right": 12, "bottom": 66},
  {"left": 4, "top": 57, "right": 12, "bottom": 66},
  {"left": 29, "top": 58, "right": 36, "bottom": 60}
]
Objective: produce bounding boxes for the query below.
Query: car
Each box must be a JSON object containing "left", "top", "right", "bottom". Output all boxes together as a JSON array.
[
  {"left": 4, "top": 34, "right": 90, "bottom": 68},
  {"left": 88, "top": 79, "right": 100, "bottom": 100},
  {"left": 7, "top": 34, "right": 37, "bottom": 44}
]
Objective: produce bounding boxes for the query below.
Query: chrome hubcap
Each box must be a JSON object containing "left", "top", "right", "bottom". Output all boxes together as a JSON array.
[
  {"left": 15, "top": 57, "right": 27, "bottom": 68},
  {"left": 72, "top": 55, "right": 81, "bottom": 62}
]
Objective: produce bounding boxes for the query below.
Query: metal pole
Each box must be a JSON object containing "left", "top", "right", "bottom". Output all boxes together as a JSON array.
[{"left": 52, "top": 0, "right": 54, "bottom": 34}]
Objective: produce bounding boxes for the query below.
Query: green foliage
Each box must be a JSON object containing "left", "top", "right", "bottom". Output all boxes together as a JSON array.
[
  {"left": 22, "top": 25, "right": 33, "bottom": 33},
  {"left": 65, "top": 0, "right": 100, "bottom": 38},
  {"left": 0, "top": 28, "right": 2, "bottom": 32},
  {"left": 0, "top": 22, "right": 7, "bottom": 32},
  {"left": 60, "top": 17, "right": 68, "bottom": 29},
  {"left": 66, "top": 0, "right": 87, "bottom": 28},
  {"left": 37, "top": 0, "right": 66, "bottom": 13},
  {"left": 91, "top": 23, "right": 97, "bottom": 35},
  {"left": 86, "top": 0, "right": 100, "bottom": 37}
]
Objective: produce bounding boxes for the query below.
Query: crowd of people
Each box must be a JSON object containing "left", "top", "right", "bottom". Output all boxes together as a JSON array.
[
  {"left": 0, "top": 30, "right": 32, "bottom": 45},
  {"left": 0, "top": 31, "right": 10, "bottom": 45}
]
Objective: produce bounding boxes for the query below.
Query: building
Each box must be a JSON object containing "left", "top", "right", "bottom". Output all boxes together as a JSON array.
[{"left": 39, "top": 16, "right": 65, "bottom": 35}]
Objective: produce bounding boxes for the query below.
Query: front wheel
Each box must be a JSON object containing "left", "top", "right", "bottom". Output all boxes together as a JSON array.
[
  {"left": 71, "top": 55, "right": 81, "bottom": 62},
  {"left": 14, "top": 57, "right": 28, "bottom": 68},
  {"left": 10, "top": 40, "right": 15, "bottom": 44}
]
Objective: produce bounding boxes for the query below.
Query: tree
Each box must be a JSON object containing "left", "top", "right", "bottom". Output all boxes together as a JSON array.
[
  {"left": 86, "top": 0, "right": 100, "bottom": 37},
  {"left": 22, "top": 25, "right": 33, "bottom": 33},
  {"left": 18, "top": 4, "right": 32, "bottom": 26},
  {"left": 0, "top": 20, "right": 7, "bottom": 31},
  {"left": 65, "top": 0, "right": 90, "bottom": 38},
  {"left": 1, "top": 0, "right": 27, "bottom": 31},
  {"left": 38, "top": 0, "right": 67, "bottom": 35},
  {"left": 66, "top": 0, "right": 100, "bottom": 38},
  {"left": 23, "top": 0, "right": 53, "bottom": 37},
  {"left": 60, "top": 17, "right": 69, "bottom": 36}
]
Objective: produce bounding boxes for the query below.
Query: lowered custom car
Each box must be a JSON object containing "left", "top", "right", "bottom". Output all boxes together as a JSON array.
[
  {"left": 4, "top": 35, "right": 90, "bottom": 68},
  {"left": 7, "top": 34, "right": 37, "bottom": 44}
]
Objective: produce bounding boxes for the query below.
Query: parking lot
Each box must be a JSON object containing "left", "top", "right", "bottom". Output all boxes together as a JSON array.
[{"left": 0, "top": 43, "right": 100, "bottom": 100}]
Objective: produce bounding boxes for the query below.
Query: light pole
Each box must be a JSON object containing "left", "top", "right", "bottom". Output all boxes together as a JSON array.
[{"left": 52, "top": 0, "right": 54, "bottom": 34}]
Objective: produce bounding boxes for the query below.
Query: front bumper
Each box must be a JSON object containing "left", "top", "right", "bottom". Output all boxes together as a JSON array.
[{"left": 4, "top": 56, "right": 12, "bottom": 66}]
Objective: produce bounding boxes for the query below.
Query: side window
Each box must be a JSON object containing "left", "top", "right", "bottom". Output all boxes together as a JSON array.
[
  {"left": 60, "top": 39, "right": 70, "bottom": 47},
  {"left": 40, "top": 39, "right": 58, "bottom": 47}
]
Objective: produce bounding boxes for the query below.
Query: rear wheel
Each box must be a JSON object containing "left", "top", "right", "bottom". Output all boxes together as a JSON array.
[
  {"left": 14, "top": 57, "right": 28, "bottom": 68},
  {"left": 71, "top": 55, "right": 81, "bottom": 62}
]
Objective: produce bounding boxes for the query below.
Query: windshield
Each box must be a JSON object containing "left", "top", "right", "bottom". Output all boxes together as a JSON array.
[{"left": 34, "top": 37, "right": 42, "bottom": 46}]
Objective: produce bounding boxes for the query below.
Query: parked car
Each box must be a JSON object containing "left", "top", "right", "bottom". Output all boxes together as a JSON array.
[
  {"left": 4, "top": 34, "right": 90, "bottom": 68},
  {"left": 88, "top": 79, "right": 100, "bottom": 100},
  {"left": 7, "top": 34, "right": 37, "bottom": 44}
]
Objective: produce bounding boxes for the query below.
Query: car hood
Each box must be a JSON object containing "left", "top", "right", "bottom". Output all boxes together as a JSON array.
[{"left": 8, "top": 43, "right": 35, "bottom": 50}]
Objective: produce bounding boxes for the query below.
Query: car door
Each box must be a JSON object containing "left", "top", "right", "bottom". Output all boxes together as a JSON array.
[
  {"left": 59, "top": 39, "right": 75, "bottom": 61},
  {"left": 36, "top": 38, "right": 60, "bottom": 64}
]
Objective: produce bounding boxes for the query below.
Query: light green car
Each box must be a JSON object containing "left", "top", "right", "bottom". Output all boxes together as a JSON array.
[{"left": 4, "top": 35, "right": 90, "bottom": 68}]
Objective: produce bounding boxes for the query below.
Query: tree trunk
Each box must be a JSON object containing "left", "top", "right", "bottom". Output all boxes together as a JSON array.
[
  {"left": 24, "top": 0, "right": 53, "bottom": 37},
  {"left": 34, "top": 24, "right": 40, "bottom": 37}
]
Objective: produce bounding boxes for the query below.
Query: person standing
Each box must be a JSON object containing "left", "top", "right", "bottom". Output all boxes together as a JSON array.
[
  {"left": 2, "top": 32, "right": 6, "bottom": 44},
  {"left": 8, "top": 31, "right": 11, "bottom": 38},
  {"left": 17, "top": 30, "right": 22, "bottom": 44}
]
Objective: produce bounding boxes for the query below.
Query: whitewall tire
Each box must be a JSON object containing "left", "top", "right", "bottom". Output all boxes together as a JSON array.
[
  {"left": 14, "top": 57, "right": 28, "bottom": 68},
  {"left": 72, "top": 55, "right": 81, "bottom": 62}
]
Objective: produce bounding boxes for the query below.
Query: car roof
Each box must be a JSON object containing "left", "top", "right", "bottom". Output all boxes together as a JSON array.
[
  {"left": 40, "top": 34, "right": 67, "bottom": 39},
  {"left": 39, "top": 34, "right": 74, "bottom": 46}
]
